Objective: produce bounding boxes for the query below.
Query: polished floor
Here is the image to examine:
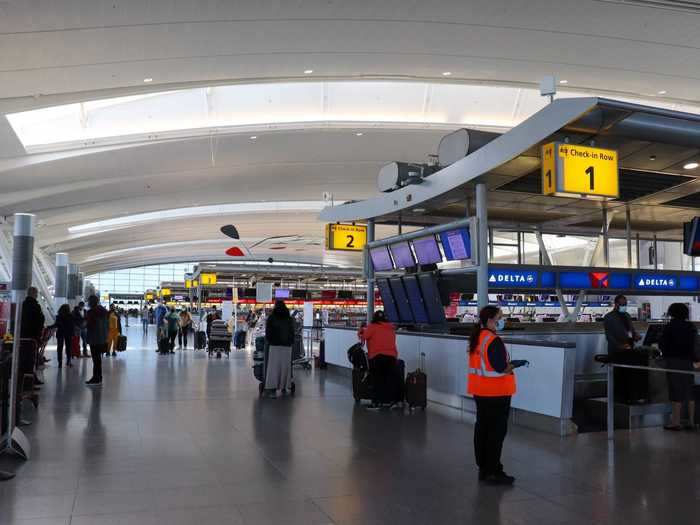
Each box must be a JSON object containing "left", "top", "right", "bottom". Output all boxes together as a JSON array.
[{"left": 1, "top": 325, "right": 699, "bottom": 524}]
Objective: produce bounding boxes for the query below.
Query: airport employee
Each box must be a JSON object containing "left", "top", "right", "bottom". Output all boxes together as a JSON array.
[{"left": 467, "top": 305, "right": 516, "bottom": 485}]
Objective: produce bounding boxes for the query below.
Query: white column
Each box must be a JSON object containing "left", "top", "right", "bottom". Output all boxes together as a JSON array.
[
  {"left": 54, "top": 253, "right": 69, "bottom": 309},
  {"left": 476, "top": 183, "right": 489, "bottom": 310}
]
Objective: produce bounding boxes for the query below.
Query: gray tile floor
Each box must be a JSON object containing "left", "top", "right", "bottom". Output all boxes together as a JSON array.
[{"left": 1, "top": 325, "right": 699, "bottom": 524}]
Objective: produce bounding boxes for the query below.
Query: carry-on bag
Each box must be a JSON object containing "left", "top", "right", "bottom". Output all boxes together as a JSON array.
[
  {"left": 158, "top": 337, "right": 171, "bottom": 354},
  {"left": 71, "top": 336, "right": 81, "bottom": 358},
  {"left": 405, "top": 352, "right": 427, "bottom": 410},
  {"left": 195, "top": 331, "right": 207, "bottom": 350},
  {"left": 116, "top": 335, "right": 127, "bottom": 352}
]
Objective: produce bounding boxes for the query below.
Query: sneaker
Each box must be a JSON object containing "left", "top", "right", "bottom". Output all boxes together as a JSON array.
[
  {"left": 111, "top": 352, "right": 116, "bottom": 357},
  {"left": 366, "top": 403, "right": 382, "bottom": 411},
  {"left": 86, "top": 378, "right": 102, "bottom": 386},
  {"left": 484, "top": 472, "right": 515, "bottom": 486}
]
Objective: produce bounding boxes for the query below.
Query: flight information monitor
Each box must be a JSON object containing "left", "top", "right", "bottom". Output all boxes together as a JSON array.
[
  {"left": 402, "top": 275, "right": 429, "bottom": 324},
  {"left": 376, "top": 279, "right": 399, "bottom": 323},
  {"left": 389, "top": 277, "right": 414, "bottom": 323},
  {"left": 389, "top": 241, "right": 416, "bottom": 269},
  {"left": 439, "top": 228, "right": 472, "bottom": 261},
  {"left": 412, "top": 235, "right": 443, "bottom": 265},
  {"left": 683, "top": 217, "right": 700, "bottom": 256},
  {"left": 370, "top": 246, "right": 394, "bottom": 271},
  {"left": 417, "top": 273, "right": 447, "bottom": 325},
  {"left": 274, "top": 289, "right": 290, "bottom": 299}
]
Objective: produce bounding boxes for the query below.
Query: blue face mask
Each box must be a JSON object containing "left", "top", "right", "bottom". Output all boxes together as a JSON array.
[
  {"left": 495, "top": 318, "right": 505, "bottom": 331},
  {"left": 618, "top": 305, "right": 627, "bottom": 314}
]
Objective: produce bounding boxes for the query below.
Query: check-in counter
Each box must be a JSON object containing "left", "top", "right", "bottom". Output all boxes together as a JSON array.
[{"left": 324, "top": 326, "right": 577, "bottom": 436}]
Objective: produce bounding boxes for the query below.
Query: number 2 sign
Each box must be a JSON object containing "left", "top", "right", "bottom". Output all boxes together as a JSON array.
[
  {"left": 541, "top": 142, "right": 619, "bottom": 200},
  {"left": 325, "top": 223, "right": 368, "bottom": 252}
]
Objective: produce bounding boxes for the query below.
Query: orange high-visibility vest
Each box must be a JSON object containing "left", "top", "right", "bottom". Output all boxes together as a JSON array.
[{"left": 467, "top": 329, "right": 516, "bottom": 397}]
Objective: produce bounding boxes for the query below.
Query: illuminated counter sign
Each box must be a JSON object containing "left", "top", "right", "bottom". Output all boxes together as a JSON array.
[
  {"left": 325, "top": 223, "right": 367, "bottom": 252},
  {"left": 634, "top": 274, "right": 678, "bottom": 291},
  {"left": 200, "top": 273, "right": 217, "bottom": 285},
  {"left": 488, "top": 270, "right": 538, "bottom": 288},
  {"left": 542, "top": 142, "right": 618, "bottom": 199},
  {"left": 558, "top": 271, "right": 632, "bottom": 290}
]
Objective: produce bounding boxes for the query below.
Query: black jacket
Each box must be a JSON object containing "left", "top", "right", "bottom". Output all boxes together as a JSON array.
[
  {"left": 660, "top": 319, "right": 698, "bottom": 361},
  {"left": 265, "top": 314, "right": 295, "bottom": 347},
  {"left": 50, "top": 312, "right": 77, "bottom": 339},
  {"left": 20, "top": 296, "right": 45, "bottom": 340}
]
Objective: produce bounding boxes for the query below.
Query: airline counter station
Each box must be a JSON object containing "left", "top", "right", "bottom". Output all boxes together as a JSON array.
[{"left": 319, "top": 97, "right": 700, "bottom": 435}]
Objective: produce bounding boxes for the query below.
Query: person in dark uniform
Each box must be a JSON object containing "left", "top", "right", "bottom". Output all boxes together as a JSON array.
[{"left": 604, "top": 295, "right": 646, "bottom": 404}]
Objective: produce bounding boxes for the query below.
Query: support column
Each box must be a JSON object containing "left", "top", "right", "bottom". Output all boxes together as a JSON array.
[
  {"left": 366, "top": 218, "right": 376, "bottom": 323},
  {"left": 67, "top": 264, "right": 79, "bottom": 308},
  {"left": 54, "top": 253, "right": 68, "bottom": 309},
  {"left": 602, "top": 207, "right": 610, "bottom": 267},
  {"left": 2, "top": 213, "right": 35, "bottom": 461},
  {"left": 625, "top": 205, "right": 633, "bottom": 268},
  {"left": 476, "top": 183, "right": 489, "bottom": 310},
  {"left": 78, "top": 272, "right": 84, "bottom": 303},
  {"left": 0, "top": 231, "right": 12, "bottom": 282}
]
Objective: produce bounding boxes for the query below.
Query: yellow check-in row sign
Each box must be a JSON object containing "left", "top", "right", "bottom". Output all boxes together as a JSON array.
[{"left": 542, "top": 142, "right": 619, "bottom": 199}]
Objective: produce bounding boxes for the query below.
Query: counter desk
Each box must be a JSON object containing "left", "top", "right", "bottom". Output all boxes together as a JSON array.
[{"left": 324, "top": 326, "right": 577, "bottom": 436}]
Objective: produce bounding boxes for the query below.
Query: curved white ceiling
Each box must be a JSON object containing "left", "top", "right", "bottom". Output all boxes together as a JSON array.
[{"left": 2, "top": 0, "right": 699, "bottom": 274}]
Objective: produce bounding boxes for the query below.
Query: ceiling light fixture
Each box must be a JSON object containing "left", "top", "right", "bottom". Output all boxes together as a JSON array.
[
  {"left": 355, "top": 132, "right": 363, "bottom": 136},
  {"left": 442, "top": 71, "right": 452, "bottom": 76},
  {"left": 304, "top": 69, "right": 313, "bottom": 74},
  {"left": 658, "top": 90, "right": 667, "bottom": 95},
  {"left": 143, "top": 78, "right": 153, "bottom": 83},
  {"left": 683, "top": 162, "right": 699, "bottom": 170},
  {"left": 249, "top": 135, "right": 257, "bottom": 140},
  {"left": 559, "top": 79, "right": 568, "bottom": 84},
  {"left": 649, "top": 155, "right": 657, "bottom": 161}
]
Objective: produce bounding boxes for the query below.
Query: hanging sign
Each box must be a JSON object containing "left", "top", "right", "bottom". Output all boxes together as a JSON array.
[
  {"left": 200, "top": 273, "right": 217, "bottom": 285},
  {"left": 542, "top": 142, "right": 619, "bottom": 199},
  {"left": 325, "top": 223, "right": 367, "bottom": 251}
]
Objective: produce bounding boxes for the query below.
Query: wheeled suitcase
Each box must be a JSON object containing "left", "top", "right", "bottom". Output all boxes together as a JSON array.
[
  {"left": 234, "top": 330, "right": 246, "bottom": 349},
  {"left": 158, "top": 337, "right": 171, "bottom": 354},
  {"left": 116, "top": 335, "right": 127, "bottom": 352},
  {"left": 71, "top": 336, "right": 81, "bottom": 358},
  {"left": 195, "top": 331, "right": 207, "bottom": 350},
  {"left": 405, "top": 352, "right": 427, "bottom": 410}
]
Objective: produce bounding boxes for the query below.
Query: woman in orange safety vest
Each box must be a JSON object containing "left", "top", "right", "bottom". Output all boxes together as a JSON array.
[{"left": 467, "top": 305, "right": 516, "bottom": 485}]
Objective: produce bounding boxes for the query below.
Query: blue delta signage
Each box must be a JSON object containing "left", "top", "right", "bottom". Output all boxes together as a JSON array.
[
  {"left": 634, "top": 274, "right": 677, "bottom": 291},
  {"left": 488, "top": 270, "right": 538, "bottom": 288}
]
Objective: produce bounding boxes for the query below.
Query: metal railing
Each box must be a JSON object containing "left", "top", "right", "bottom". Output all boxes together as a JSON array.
[{"left": 605, "top": 361, "right": 700, "bottom": 440}]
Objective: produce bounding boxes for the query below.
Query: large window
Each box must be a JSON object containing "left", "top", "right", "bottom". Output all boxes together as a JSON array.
[{"left": 86, "top": 263, "right": 195, "bottom": 295}]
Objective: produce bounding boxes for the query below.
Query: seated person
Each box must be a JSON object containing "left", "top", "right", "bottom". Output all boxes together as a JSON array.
[{"left": 358, "top": 310, "right": 399, "bottom": 410}]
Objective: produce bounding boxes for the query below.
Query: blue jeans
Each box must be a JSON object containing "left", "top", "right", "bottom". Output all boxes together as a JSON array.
[{"left": 142, "top": 318, "right": 149, "bottom": 331}]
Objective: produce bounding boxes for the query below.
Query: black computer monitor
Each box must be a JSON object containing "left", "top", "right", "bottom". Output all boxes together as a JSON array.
[
  {"left": 389, "top": 277, "right": 414, "bottom": 323},
  {"left": 402, "top": 275, "right": 429, "bottom": 324},
  {"left": 417, "top": 273, "right": 447, "bottom": 325},
  {"left": 376, "top": 279, "right": 399, "bottom": 323}
]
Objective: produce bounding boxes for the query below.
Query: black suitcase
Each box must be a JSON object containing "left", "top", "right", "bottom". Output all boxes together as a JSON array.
[
  {"left": 405, "top": 352, "right": 427, "bottom": 410},
  {"left": 194, "top": 331, "right": 206, "bottom": 350},
  {"left": 352, "top": 368, "right": 371, "bottom": 403},
  {"left": 158, "top": 337, "right": 171, "bottom": 354},
  {"left": 116, "top": 335, "right": 127, "bottom": 352},
  {"left": 234, "top": 330, "right": 246, "bottom": 349}
]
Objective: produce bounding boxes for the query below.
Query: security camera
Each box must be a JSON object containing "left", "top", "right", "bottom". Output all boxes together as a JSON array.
[{"left": 267, "top": 257, "right": 274, "bottom": 264}]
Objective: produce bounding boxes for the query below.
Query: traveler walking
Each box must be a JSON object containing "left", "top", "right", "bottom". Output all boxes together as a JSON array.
[
  {"left": 72, "top": 302, "right": 88, "bottom": 357},
  {"left": 141, "top": 305, "right": 149, "bottom": 333},
  {"left": 85, "top": 295, "right": 108, "bottom": 386},
  {"left": 166, "top": 307, "right": 179, "bottom": 353},
  {"left": 358, "top": 310, "right": 399, "bottom": 409},
  {"left": 178, "top": 309, "right": 193, "bottom": 348},
  {"left": 49, "top": 304, "right": 76, "bottom": 368},
  {"left": 264, "top": 300, "right": 295, "bottom": 397},
  {"left": 659, "top": 303, "right": 699, "bottom": 430},
  {"left": 467, "top": 305, "right": 517, "bottom": 485},
  {"left": 106, "top": 305, "right": 121, "bottom": 357}
]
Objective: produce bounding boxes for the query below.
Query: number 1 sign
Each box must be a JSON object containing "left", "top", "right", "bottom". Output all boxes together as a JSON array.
[{"left": 541, "top": 142, "right": 619, "bottom": 200}]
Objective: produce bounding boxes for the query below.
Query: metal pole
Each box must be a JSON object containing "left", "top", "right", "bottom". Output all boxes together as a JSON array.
[
  {"left": 488, "top": 227, "right": 494, "bottom": 262},
  {"left": 397, "top": 212, "right": 402, "bottom": 235},
  {"left": 636, "top": 234, "right": 641, "bottom": 269},
  {"left": 476, "top": 183, "right": 489, "bottom": 310},
  {"left": 607, "top": 364, "right": 615, "bottom": 441},
  {"left": 602, "top": 207, "right": 610, "bottom": 267},
  {"left": 625, "top": 205, "right": 632, "bottom": 268},
  {"left": 366, "top": 219, "right": 376, "bottom": 323},
  {"left": 517, "top": 231, "right": 522, "bottom": 265},
  {"left": 3, "top": 213, "right": 35, "bottom": 460},
  {"left": 653, "top": 234, "right": 658, "bottom": 270}
]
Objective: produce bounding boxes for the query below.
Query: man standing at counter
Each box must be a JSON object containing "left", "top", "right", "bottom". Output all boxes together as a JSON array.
[{"left": 604, "top": 295, "right": 646, "bottom": 404}]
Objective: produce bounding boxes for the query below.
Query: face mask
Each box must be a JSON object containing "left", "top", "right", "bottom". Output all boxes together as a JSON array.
[
  {"left": 618, "top": 305, "right": 627, "bottom": 314},
  {"left": 495, "top": 319, "right": 505, "bottom": 331}
]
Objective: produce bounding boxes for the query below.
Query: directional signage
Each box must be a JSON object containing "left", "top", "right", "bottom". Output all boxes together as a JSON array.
[
  {"left": 542, "top": 142, "right": 619, "bottom": 199},
  {"left": 488, "top": 270, "right": 538, "bottom": 288},
  {"left": 325, "top": 223, "right": 367, "bottom": 252}
]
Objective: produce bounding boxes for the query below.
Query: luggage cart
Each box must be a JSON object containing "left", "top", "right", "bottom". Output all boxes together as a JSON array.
[{"left": 208, "top": 319, "right": 231, "bottom": 358}]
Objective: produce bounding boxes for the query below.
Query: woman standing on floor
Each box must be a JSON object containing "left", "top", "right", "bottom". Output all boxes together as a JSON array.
[
  {"left": 106, "top": 304, "right": 121, "bottom": 357},
  {"left": 264, "top": 300, "right": 295, "bottom": 398},
  {"left": 659, "top": 303, "right": 699, "bottom": 431},
  {"left": 467, "top": 305, "right": 517, "bottom": 486}
]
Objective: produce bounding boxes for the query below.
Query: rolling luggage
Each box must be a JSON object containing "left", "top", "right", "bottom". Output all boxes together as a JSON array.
[
  {"left": 71, "top": 336, "right": 81, "bottom": 358},
  {"left": 234, "top": 330, "right": 246, "bottom": 349},
  {"left": 405, "top": 352, "right": 427, "bottom": 410},
  {"left": 116, "top": 335, "right": 127, "bottom": 352},
  {"left": 158, "top": 335, "right": 171, "bottom": 354},
  {"left": 195, "top": 331, "right": 207, "bottom": 350}
]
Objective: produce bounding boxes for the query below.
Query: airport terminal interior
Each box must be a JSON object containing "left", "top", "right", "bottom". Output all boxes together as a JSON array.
[{"left": 1, "top": 1, "right": 700, "bottom": 523}]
